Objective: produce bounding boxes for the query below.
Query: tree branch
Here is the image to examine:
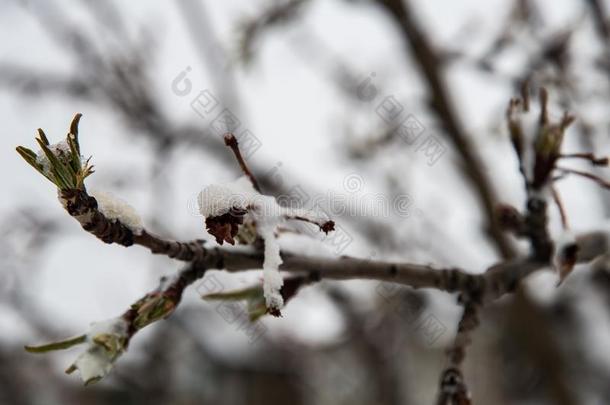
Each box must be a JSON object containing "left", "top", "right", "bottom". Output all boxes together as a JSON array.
[
  {"left": 58, "top": 186, "right": 607, "bottom": 302},
  {"left": 18, "top": 106, "right": 610, "bottom": 389},
  {"left": 60, "top": 189, "right": 207, "bottom": 261},
  {"left": 376, "top": 0, "right": 516, "bottom": 259},
  {"left": 223, "top": 133, "right": 263, "bottom": 193}
]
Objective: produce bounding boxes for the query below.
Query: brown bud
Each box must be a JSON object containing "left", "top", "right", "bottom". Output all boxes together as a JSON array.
[{"left": 205, "top": 209, "right": 247, "bottom": 245}]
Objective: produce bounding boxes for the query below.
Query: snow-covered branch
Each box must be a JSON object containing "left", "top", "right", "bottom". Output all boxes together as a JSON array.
[
  {"left": 25, "top": 262, "right": 205, "bottom": 385},
  {"left": 15, "top": 106, "right": 610, "bottom": 389}
]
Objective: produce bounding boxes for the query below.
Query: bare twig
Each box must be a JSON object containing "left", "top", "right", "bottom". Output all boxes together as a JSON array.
[
  {"left": 224, "top": 133, "right": 262, "bottom": 193},
  {"left": 559, "top": 153, "right": 609, "bottom": 166},
  {"left": 557, "top": 166, "right": 610, "bottom": 190},
  {"left": 551, "top": 186, "right": 569, "bottom": 229},
  {"left": 283, "top": 214, "right": 335, "bottom": 234}
]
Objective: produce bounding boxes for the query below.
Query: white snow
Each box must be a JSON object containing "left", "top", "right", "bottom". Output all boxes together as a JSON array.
[
  {"left": 199, "top": 176, "right": 287, "bottom": 310},
  {"left": 253, "top": 198, "right": 286, "bottom": 310},
  {"left": 198, "top": 176, "right": 332, "bottom": 311},
  {"left": 68, "top": 317, "right": 129, "bottom": 385},
  {"left": 198, "top": 176, "right": 259, "bottom": 217},
  {"left": 87, "top": 316, "right": 128, "bottom": 338},
  {"left": 90, "top": 190, "right": 144, "bottom": 235},
  {"left": 198, "top": 176, "right": 286, "bottom": 309},
  {"left": 36, "top": 140, "right": 71, "bottom": 175}
]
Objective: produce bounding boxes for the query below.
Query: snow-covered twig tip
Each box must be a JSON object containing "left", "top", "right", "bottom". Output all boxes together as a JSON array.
[
  {"left": 26, "top": 317, "right": 129, "bottom": 386},
  {"left": 16, "top": 113, "right": 94, "bottom": 191},
  {"left": 198, "top": 170, "right": 334, "bottom": 315}
]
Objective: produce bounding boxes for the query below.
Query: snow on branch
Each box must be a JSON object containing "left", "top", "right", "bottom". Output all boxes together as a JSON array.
[
  {"left": 25, "top": 263, "right": 205, "bottom": 385},
  {"left": 16, "top": 114, "right": 208, "bottom": 260},
  {"left": 198, "top": 133, "right": 335, "bottom": 314},
  {"left": 90, "top": 190, "right": 143, "bottom": 235},
  {"left": 14, "top": 105, "right": 610, "bottom": 391}
]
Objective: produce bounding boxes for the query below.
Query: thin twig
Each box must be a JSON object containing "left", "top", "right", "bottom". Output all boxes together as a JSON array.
[
  {"left": 557, "top": 166, "right": 610, "bottom": 189},
  {"left": 551, "top": 186, "right": 569, "bottom": 230},
  {"left": 283, "top": 214, "right": 335, "bottom": 234},
  {"left": 223, "top": 133, "right": 262, "bottom": 192},
  {"left": 559, "top": 153, "right": 609, "bottom": 166}
]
